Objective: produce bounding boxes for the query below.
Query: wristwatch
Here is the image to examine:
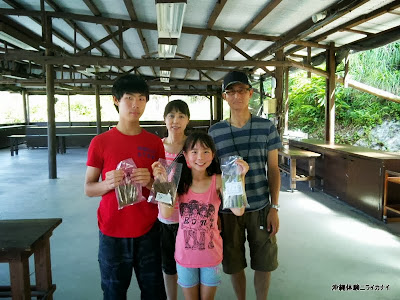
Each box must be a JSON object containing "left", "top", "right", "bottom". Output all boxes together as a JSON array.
[{"left": 271, "top": 204, "right": 280, "bottom": 211}]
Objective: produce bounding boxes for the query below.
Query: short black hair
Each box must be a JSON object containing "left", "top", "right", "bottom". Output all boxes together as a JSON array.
[
  {"left": 163, "top": 99, "right": 190, "bottom": 119},
  {"left": 112, "top": 74, "right": 149, "bottom": 111}
]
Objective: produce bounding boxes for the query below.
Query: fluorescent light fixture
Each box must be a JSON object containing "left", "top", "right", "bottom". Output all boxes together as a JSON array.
[
  {"left": 2, "top": 74, "right": 27, "bottom": 80},
  {"left": 160, "top": 68, "right": 171, "bottom": 77},
  {"left": 164, "top": 86, "right": 171, "bottom": 90},
  {"left": 2, "top": 70, "right": 28, "bottom": 80},
  {"left": 160, "top": 77, "right": 170, "bottom": 83},
  {"left": 0, "top": 31, "right": 37, "bottom": 50},
  {"left": 156, "top": 0, "right": 187, "bottom": 39},
  {"left": 57, "top": 84, "right": 75, "bottom": 91},
  {"left": 312, "top": 10, "right": 327, "bottom": 23},
  {"left": 158, "top": 38, "right": 178, "bottom": 58},
  {"left": 78, "top": 70, "right": 95, "bottom": 77},
  {"left": 254, "top": 68, "right": 265, "bottom": 75}
]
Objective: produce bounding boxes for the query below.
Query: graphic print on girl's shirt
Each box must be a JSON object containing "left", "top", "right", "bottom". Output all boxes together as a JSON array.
[{"left": 179, "top": 200, "right": 216, "bottom": 251}]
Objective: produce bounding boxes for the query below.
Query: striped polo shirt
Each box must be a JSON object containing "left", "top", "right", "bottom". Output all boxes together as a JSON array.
[{"left": 209, "top": 115, "right": 282, "bottom": 212}]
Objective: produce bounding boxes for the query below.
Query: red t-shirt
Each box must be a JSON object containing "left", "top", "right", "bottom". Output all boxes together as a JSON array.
[{"left": 86, "top": 127, "right": 165, "bottom": 238}]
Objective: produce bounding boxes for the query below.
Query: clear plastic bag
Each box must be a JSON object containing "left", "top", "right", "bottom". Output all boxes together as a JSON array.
[
  {"left": 220, "top": 155, "right": 249, "bottom": 210},
  {"left": 149, "top": 158, "right": 182, "bottom": 206},
  {"left": 115, "top": 158, "right": 143, "bottom": 210}
]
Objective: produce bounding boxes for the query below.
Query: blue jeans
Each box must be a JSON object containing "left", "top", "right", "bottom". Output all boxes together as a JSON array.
[{"left": 98, "top": 222, "right": 166, "bottom": 300}]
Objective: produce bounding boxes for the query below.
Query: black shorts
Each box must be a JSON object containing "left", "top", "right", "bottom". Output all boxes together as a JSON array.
[{"left": 160, "top": 222, "right": 179, "bottom": 275}]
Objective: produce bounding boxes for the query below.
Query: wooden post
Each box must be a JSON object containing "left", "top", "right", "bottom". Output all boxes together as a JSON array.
[
  {"left": 275, "top": 49, "right": 284, "bottom": 139},
  {"left": 284, "top": 67, "right": 289, "bottom": 134},
  {"left": 259, "top": 76, "right": 264, "bottom": 115},
  {"left": 95, "top": 84, "right": 102, "bottom": 134},
  {"left": 325, "top": 42, "right": 336, "bottom": 144},
  {"left": 43, "top": 4, "right": 57, "bottom": 179},
  {"left": 344, "top": 52, "right": 349, "bottom": 88},
  {"left": 67, "top": 93, "right": 71, "bottom": 125},
  {"left": 22, "top": 90, "right": 28, "bottom": 125},
  {"left": 214, "top": 93, "right": 223, "bottom": 121},
  {"left": 307, "top": 47, "right": 311, "bottom": 78},
  {"left": 209, "top": 95, "right": 213, "bottom": 127}
]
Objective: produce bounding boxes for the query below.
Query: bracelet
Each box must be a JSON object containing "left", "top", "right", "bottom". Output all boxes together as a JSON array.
[{"left": 271, "top": 204, "right": 280, "bottom": 211}]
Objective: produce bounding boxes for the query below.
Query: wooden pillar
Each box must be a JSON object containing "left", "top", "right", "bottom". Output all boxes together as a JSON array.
[
  {"left": 209, "top": 95, "right": 213, "bottom": 127},
  {"left": 344, "top": 52, "right": 349, "bottom": 88},
  {"left": 214, "top": 93, "right": 223, "bottom": 121},
  {"left": 95, "top": 84, "right": 102, "bottom": 134},
  {"left": 22, "top": 90, "right": 28, "bottom": 124},
  {"left": 284, "top": 67, "right": 289, "bottom": 133},
  {"left": 307, "top": 47, "right": 311, "bottom": 78},
  {"left": 259, "top": 77, "right": 264, "bottom": 115},
  {"left": 325, "top": 42, "right": 336, "bottom": 144},
  {"left": 43, "top": 8, "right": 57, "bottom": 179},
  {"left": 67, "top": 93, "right": 71, "bottom": 125},
  {"left": 275, "top": 49, "right": 284, "bottom": 139}
]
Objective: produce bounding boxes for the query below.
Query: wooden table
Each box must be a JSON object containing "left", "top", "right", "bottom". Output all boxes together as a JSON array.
[
  {"left": 7, "top": 135, "right": 60, "bottom": 156},
  {"left": 0, "top": 218, "right": 62, "bottom": 299},
  {"left": 278, "top": 146, "right": 321, "bottom": 192}
]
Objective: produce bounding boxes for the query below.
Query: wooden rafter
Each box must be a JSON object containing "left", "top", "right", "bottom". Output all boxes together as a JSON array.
[
  {"left": 123, "top": 0, "right": 156, "bottom": 77},
  {"left": 183, "top": 0, "right": 227, "bottom": 80},
  {"left": 83, "top": 0, "right": 126, "bottom": 73},
  {"left": 44, "top": 0, "right": 108, "bottom": 57},
  {"left": 286, "top": 0, "right": 400, "bottom": 56},
  {"left": 223, "top": 0, "right": 282, "bottom": 57},
  {"left": 0, "top": 51, "right": 290, "bottom": 68},
  {"left": 253, "top": 0, "right": 369, "bottom": 60}
]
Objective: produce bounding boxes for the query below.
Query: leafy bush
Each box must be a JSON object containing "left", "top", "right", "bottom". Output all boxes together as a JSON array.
[{"left": 286, "top": 41, "right": 400, "bottom": 146}]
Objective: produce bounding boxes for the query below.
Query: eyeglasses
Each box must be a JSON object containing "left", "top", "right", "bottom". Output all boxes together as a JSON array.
[{"left": 224, "top": 88, "right": 251, "bottom": 96}]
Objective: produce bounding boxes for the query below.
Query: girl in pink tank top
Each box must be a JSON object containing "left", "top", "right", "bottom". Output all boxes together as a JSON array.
[{"left": 154, "top": 132, "right": 248, "bottom": 300}]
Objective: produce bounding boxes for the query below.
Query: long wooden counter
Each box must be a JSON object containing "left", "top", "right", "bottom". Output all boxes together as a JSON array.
[{"left": 289, "top": 139, "right": 400, "bottom": 220}]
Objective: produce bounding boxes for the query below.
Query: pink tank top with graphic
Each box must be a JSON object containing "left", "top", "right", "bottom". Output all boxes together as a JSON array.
[{"left": 174, "top": 175, "right": 222, "bottom": 268}]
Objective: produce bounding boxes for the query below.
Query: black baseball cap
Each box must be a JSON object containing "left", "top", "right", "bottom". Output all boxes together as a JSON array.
[{"left": 223, "top": 71, "right": 252, "bottom": 91}]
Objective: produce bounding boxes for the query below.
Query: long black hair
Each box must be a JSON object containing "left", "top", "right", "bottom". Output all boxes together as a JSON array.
[{"left": 176, "top": 131, "right": 221, "bottom": 195}]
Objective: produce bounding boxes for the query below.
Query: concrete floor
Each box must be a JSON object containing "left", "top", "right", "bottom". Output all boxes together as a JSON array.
[{"left": 1, "top": 146, "right": 400, "bottom": 300}]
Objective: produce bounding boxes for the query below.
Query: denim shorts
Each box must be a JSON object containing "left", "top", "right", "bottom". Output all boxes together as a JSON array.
[
  {"left": 160, "top": 222, "right": 179, "bottom": 275},
  {"left": 176, "top": 263, "right": 222, "bottom": 288},
  {"left": 98, "top": 221, "right": 166, "bottom": 300}
]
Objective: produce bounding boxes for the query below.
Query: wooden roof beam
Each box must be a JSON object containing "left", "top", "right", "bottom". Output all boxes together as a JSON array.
[
  {"left": 253, "top": 0, "right": 369, "bottom": 60},
  {"left": 223, "top": 0, "right": 282, "bottom": 57},
  {"left": 286, "top": 0, "right": 400, "bottom": 56},
  {"left": 0, "top": 51, "right": 290, "bottom": 68},
  {"left": 183, "top": 0, "right": 227, "bottom": 80},
  {"left": 123, "top": 0, "right": 156, "bottom": 77}
]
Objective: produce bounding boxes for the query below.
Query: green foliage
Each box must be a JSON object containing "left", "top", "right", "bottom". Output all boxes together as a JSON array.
[{"left": 288, "top": 41, "right": 400, "bottom": 146}]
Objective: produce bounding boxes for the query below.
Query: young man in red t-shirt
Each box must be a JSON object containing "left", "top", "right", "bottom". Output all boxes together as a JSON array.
[{"left": 84, "top": 74, "right": 166, "bottom": 299}]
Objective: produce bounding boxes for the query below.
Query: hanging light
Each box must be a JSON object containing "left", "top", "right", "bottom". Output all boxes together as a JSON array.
[
  {"left": 158, "top": 38, "right": 178, "bottom": 58},
  {"left": 155, "top": 0, "right": 187, "bottom": 39}
]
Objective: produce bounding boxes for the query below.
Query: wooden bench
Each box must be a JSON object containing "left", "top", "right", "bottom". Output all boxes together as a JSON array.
[
  {"left": 0, "top": 218, "right": 62, "bottom": 299},
  {"left": 278, "top": 146, "right": 321, "bottom": 192},
  {"left": 8, "top": 133, "right": 96, "bottom": 156}
]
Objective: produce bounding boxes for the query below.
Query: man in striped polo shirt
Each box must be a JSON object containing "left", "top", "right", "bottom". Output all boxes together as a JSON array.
[{"left": 208, "top": 70, "right": 281, "bottom": 300}]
